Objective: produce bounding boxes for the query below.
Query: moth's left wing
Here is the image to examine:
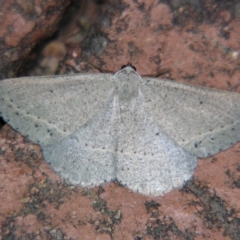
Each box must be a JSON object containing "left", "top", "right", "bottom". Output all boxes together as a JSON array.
[{"left": 141, "top": 77, "right": 240, "bottom": 158}]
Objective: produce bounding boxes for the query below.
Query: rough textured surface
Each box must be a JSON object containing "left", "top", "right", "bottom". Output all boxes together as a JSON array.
[
  {"left": 1, "top": 0, "right": 240, "bottom": 239},
  {"left": 0, "top": 0, "right": 71, "bottom": 79}
]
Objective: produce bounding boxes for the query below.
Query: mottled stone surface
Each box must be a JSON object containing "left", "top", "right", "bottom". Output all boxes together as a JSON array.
[
  {"left": 0, "top": 0, "right": 71, "bottom": 79},
  {"left": 1, "top": 0, "right": 240, "bottom": 239}
]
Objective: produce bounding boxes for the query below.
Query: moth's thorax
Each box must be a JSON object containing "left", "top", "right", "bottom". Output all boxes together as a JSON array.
[{"left": 114, "top": 66, "right": 141, "bottom": 104}]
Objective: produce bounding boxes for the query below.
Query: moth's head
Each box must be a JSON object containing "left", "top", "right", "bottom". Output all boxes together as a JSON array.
[{"left": 121, "top": 62, "right": 136, "bottom": 71}]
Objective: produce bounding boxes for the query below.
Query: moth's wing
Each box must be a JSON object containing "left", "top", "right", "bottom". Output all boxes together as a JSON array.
[
  {"left": 42, "top": 99, "right": 117, "bottom": 187},
  {"left": 116, "top": 100, "right": 197, "bottom": 196},
  {"left": 141, "top": 77, "right": 240, "bottom": 158},
  {"left": 0, "top": 73, "right": 114, "bottom": 146}
]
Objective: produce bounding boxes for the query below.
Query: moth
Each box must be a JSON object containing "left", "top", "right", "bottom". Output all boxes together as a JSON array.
[{"left": 0, "top": 65, "right": 239, "bottom": 195}]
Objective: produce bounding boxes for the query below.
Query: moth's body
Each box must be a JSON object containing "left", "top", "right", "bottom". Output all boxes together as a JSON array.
[{"left": 0, "top": 66, "right": 240, "bottom": 195}]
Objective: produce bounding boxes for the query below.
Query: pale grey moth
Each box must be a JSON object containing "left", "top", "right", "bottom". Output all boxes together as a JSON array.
[{"left": 0, "top": 65, "right": 240, "bottom": 196}]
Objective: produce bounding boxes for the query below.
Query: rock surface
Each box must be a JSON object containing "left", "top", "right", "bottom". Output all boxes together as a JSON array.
[{"left": 0, "top": 0, "right": 240, "bottom": 239}]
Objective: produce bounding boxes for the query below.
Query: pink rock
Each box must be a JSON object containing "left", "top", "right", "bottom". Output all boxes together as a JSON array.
[{"left": 1, "top": 0, "right": 240, "bottom": 239}]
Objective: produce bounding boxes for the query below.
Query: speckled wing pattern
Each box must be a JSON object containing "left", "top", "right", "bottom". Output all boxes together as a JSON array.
[
  {"left": 0, "top": 66, "right": 239, "bottom": 195},
  {"left": 0, "top": 73, "right": 114, "bottom": 146},
  {"left": 141, "top": 77, "right": 240, "bottom": 158}
]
